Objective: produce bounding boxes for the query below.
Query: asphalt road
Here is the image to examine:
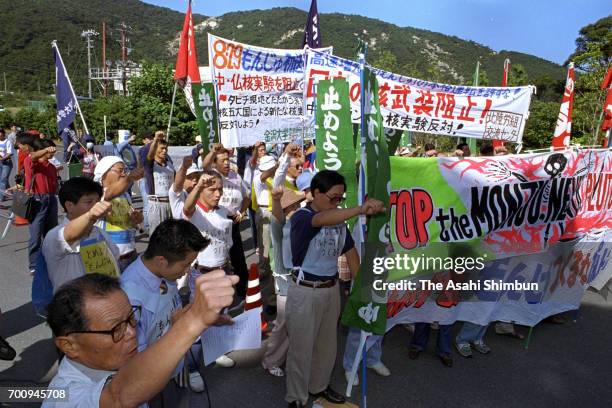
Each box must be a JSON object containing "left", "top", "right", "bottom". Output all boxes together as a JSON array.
[{"left": 1, "top": 193, "right": 611, "bottom": 407}]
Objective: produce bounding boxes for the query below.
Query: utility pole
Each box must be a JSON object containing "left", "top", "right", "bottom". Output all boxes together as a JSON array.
[
  {"left": 81, "top": 29, "right": 99, "bottom": 99},
  {"left": 120, "top": 21, "right": 127, "bottom": 96},
  {"left": 102, "top": 21, "right": 107, "bottom": 97}
]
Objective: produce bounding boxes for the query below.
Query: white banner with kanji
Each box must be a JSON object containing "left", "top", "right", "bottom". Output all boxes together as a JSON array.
[
  {"left": 304, "top": 49, "right": 535, "bottom": 143},
  {"left": 208, "top": 34, "right": 332, "bottom": 147}
]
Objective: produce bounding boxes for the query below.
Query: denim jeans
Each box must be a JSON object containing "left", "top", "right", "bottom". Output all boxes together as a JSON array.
[
  {"left": 343, "top": 327, "right": 383, "bottom": 372},
  {"left": 0, "top": 160, "right": 12, "bottom": 201},
  {"left": 456, "top": 322, "right": 488, "bottom": 345},
  {"left": 28, "top": 194, "right": 58, "bottom": 272},
  {"left": 410, "top": 323, "right": 452, "bottom": 357}
]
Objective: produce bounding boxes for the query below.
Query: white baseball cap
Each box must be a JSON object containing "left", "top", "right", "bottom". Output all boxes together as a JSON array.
[
  {"left": 258, "top": 155, "right": 277, "bottom": 171},
  {"left": 185, "top": 164, "right": 202, "bottom": 176},
  {"left": 94, "top": 156, "right": 124, "bottom": 182}
]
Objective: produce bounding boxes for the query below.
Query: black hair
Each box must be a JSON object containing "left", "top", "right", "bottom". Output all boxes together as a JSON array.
[
  {"left": 143, "top": 219, "right": 210, "bottom": 264},
  {"left": 480, "top": 144, "right": 494, "bottom": 156},
  {"left": 311, "top": 170, "right": 346, "bottom": 196},
  {"left": 58, "top": 177, "right": 104, "bottom": 212},
  {"left": 201, "top": 169, "right": 222, "bottom": 182},
  {"left": 32, "top": 137, "right": 55, "bottom": 151},
  {"left": 0, "top": 128, "right": 5, "bottom": 135},
  {"left": 424, "top": 142, "right": 435, "bottom": 151},
  {"left": 143, "top": 131, "right": 154, "bottom": 141},
  {"left": 457, "top": 142, "right": 469, "bottom": 150},
  {"left": 15, "top": 131, "right": 34, "bottom": 147},
  {"left": 47, "top": 274, "right": 122, "bottom": 337}
]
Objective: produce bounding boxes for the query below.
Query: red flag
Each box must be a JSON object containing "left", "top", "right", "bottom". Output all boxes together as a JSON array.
[
  {"left": 601, "top": 88, "right": 612, "bottom": 132},
  {"left": 174, "top": 0, "right": 201, "bottom": 86},
  {"left": 493, "top": 59, "right": 510, "bottom": 149},
  {"left": 551, "top": 63, "right": 575, "bottom": 149}
]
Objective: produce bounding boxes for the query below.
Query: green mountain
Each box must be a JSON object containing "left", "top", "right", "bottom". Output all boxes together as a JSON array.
[{"left": 0, "top": 0, "right": 565, "bottom": 96}]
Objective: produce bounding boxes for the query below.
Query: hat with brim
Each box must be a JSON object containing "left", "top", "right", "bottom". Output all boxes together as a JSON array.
[
  {"left": 185, "top": 164, "right": 202, "bottom": 177},
  {"left": 94, "top": 156, "right": 124, "bottom": 182},
  {"left": 296, "top": 170, "right": 315, "bottom": 192},
  {"left": 281, "top": 189, "right": 305, "bottom": 210},
  {"left": 258, "top": 155, "right": 277, "bottom": 171}
]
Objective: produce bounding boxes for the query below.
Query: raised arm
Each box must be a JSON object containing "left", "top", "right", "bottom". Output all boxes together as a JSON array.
[
  {"left": 146, "top": 131, "right": 165, "bottom": 162},
  {"left": 311, "top": 198, "right": 385, "bottom": 227},
  {"left": 183, "top": 173, "right": 216, "bottom": 218},
  {"left": 202, "top": 143, "right": 222, "bottom": 170},
  {"left": 100, "top": 271, "right": 238, "bottom": 408},
  {"left": 63, "top": 201, "right": 112, "bottom": 245},
  {"left": 173, "top": 156, "right": 192, "bottom": 193},
  {"left": 272, "top": 143, "right": 300, "bottom": 188},
  {"left": 30, "top": 146, "right": 55, "bottom": 162},
  {"left": 103, "top": 169, "right": 144, "bottom": 201}
]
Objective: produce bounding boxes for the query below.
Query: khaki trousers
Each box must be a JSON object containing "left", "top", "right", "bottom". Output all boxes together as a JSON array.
[
  {"left": 262, "top": 295, "right": 288, "bottom": 369},
  {"left": 285, "top": 279, "right": 341, "bottom": 405}
]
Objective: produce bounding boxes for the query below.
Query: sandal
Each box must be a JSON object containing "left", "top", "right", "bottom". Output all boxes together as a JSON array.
[
  {"left": 266, "top": 366, "right": 284, "bottom": 377},
  {"left": 0, "top": 336, "right": 16, "bottom": 361}
]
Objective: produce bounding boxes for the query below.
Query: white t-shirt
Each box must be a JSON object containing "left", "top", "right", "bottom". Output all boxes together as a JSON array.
[
  {"left": 184, "top": 203, "right": 233, "bottom": 268},
  {"left": 42, "top": 358, "right": 121, "bottom": 408},
  {"left": 253, "top": 168, "right": 271, "bottom": 207},
  {"left": 152, "top": 161, "right": 174, "bottom": 197},
  {"left": 219, "top": 170, "right": 246, "bottom": 215},
  {"left": 43, "top": 218, "right": 120, "bottom": 292},
  {"left": 169, "top": 185, "right": 187, "bottom": 219},
  {"left": 0, "top": 138, "right": 13, "bottom": 160}
]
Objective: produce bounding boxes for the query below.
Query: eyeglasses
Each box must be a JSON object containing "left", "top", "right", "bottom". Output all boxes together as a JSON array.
[
  {"left": 325, "top": 193, "right": 345, "bottom": 205},
  {"left": 110, "top": 167, "right": 128, "bottom": 176},
  {"left": 65, "top": 305, "right": 141, "bottom": 343}
]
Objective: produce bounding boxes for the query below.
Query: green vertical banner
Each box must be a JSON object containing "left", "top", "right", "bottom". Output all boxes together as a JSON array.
[
  {"left": 341, "top": 67, "right": 389, "bottom": 335},
  {"left": 384, "top": 127, "right": 404, "bottom": 155},
  {"left": 315, "top": 78, "right": 358, "bottom": 228},
  {"left": 192, "top": 82, "right": 219, "bottom": 155}
]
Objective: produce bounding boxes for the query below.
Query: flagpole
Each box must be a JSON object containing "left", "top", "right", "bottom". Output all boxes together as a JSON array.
[
  {"left": 52, "top": 41, "right": 90, "bottom": 136},
  {"left": 358, "top": 40, "right": 368, "bottom": 408},
  {"left": 166, "top": 82, "right": 178, "bottom": 141}
]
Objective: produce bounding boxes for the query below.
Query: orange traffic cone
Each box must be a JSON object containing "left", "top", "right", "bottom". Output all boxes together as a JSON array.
[
  {"left": 13, "top": 215, "right": 28, "bottom": 226},
  {"left": 244, "top": 263, "right": 269, "bottom": 332}
]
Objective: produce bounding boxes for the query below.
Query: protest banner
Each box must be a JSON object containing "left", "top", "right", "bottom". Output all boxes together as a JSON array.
[
  {"left": 341, "top": 67, "right": 391, "bottom": 336},
  {"left": 304, "top": 49, "right": 535, "bottom": 143},
  {"left": 376, "top": 149, "right": 612, "bottom": 329},
  {"left": 314, "top": 78, "right": 358, "bottom": 227},
  {"left": 208, "top": 34, "right": 332, "bottom": 147}
]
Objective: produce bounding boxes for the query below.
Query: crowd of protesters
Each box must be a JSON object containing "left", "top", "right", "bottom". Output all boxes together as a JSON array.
[{"left": 0, "top": 125, "right": 552, "bottom": 408}]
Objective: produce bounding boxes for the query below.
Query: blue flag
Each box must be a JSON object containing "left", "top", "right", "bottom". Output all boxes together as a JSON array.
[
  {"left": 302, "top": 0, "right": 321, "bottom": 48},
  {"left": 53, "top": 42, "right": 77, "bottom": 136}
]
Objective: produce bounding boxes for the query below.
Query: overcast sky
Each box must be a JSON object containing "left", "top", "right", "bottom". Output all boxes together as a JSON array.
[{"left": 144, "top": 0, "right": 610, "bottom": 65}]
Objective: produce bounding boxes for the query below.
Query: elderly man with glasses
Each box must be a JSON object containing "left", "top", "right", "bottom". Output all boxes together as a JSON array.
[{"left": 42, "top": 271, "right": 238, "bottom": 408}]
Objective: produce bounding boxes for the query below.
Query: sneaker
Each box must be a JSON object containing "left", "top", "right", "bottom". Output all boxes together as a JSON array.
[
  {"left": 215, "top": 355, "right": 235, "bottom": 368},
  {"left": 344, "top": 371, "right": 359, "bottom": 386},
  {"left": 266, "top": 366, "right": 285, "bottom": 377},
  {"left": 188, "top": 371, "right": 205, "bottom": 393},
  {"left": 367, "top": 362, "right": 391, "bottom": 376},
  {"left": 472, "top": 341, "right": 491, "bottom": 354},
  {"left": 455, "top": 342, "right": 473, "bottom": 358}
]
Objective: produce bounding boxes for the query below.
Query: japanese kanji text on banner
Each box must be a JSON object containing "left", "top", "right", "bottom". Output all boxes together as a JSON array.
[
  {"left": 208, "top": 34, "right": 332, "bottom": 147},
  {"left": 304, "top": 49, "right": 535, "bottom": 143}
]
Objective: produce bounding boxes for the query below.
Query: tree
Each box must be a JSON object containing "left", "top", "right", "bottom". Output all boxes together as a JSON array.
[
  {"left": 508, "top": 63, "right": 528, "bottom": 86},
  {"left": 567, "top": 16, "right": 611, "bottom": 145},
  {"left": 372, "top": 50, "right": 399, "bottom": 73},
  {"left": 566, "top": 16, "right": 611, "bottom": 71},
  {"left": 522, "top": 100, "right": 561, "bottom": 149}
]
